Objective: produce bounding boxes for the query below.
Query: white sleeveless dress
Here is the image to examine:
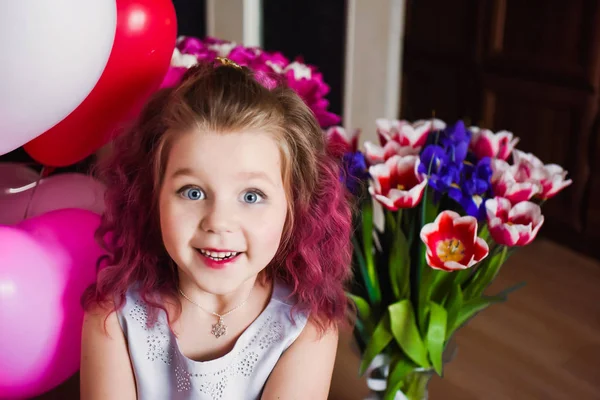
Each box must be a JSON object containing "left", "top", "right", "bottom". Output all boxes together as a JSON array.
[{"left": 116, "top": 280, "right": 309, "bottom": 400}]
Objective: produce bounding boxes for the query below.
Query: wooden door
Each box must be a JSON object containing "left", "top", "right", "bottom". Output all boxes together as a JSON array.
[{"left": 402, "top": 0, "right": 600, "bottom": 258}]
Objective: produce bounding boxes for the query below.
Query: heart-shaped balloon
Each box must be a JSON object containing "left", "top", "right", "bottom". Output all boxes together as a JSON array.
[
  {"left": 0, "top": 171, "right": 106, "bottom": 225},
  {"left": 0, "top": 1, "right": 117, "bottom": 156},
  {"left": 24, "top": 0, "right": 177, "bottom": 167},
  {"left": 0, "top": 209, "right": 104, "bottom": 399}
]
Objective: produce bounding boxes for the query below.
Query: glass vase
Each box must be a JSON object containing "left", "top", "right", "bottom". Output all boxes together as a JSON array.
[{"left": 364, "top": 340, "right": 457, "bottom": 400}]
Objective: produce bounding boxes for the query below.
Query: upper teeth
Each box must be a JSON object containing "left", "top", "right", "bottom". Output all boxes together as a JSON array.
[{"left": 199, "top": 249, "right": 238, "bottom": 258}]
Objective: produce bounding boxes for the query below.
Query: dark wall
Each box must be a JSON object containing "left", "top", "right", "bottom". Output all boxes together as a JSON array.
[
  {"left": 172, "top": 0, "right": 206, "bottom": 37},
  {"left": 263, "top": 0, "right": 347, "bottom": 117}
]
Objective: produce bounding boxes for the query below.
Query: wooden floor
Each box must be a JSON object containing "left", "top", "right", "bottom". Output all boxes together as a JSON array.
[
  {"left": 37, "top": 238, "right": 600, "bottom": 399},
  {"left": 329, "top": 238, "right": 600, "bottom": 400}
]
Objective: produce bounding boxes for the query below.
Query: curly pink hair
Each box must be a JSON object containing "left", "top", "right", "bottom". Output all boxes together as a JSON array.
[{"left": 82, "top": 62, "right": 354, "bottom": 333}]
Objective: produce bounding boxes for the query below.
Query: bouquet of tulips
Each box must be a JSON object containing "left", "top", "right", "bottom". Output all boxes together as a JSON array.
[
  {"left": 326, "top": 119, "right": 572, "bottom": 399},
  {"left": 161, "top": 35, "right": 341, "bottom": 128}
]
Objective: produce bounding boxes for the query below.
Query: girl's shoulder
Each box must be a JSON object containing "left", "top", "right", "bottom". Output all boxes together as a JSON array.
[{"left": 269, "top": 278, "right": 310, "bottom": 325}]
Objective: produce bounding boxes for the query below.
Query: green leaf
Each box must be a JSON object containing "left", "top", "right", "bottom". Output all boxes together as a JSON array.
[
  {"left": 384, "top": 355, "right": 416, "bottom": 400},
  {"left": 425, "top": 302, "right": 447, "bottom": 375},
  {"left": 429, "top": 270, "right": 456, "bottom": 304},
  {"left": 389, "top": 216, "right": 411, "bottom": 300},
  {"left": 351, "top": 236, "right": 378, "bottom": 305},
  {"left": 415, "top": 189, "right": 439, "bottom": 332},
  {"left": 453, "top": 267, "right": 474, "bottom": 287},
  {"left": 361, "top": 200, "right": 382, "bottom": 305},
  {"left": 347, "top": 293, "right": 372, "bottom": 321},
  {"left": 447, "top": 295, "right": 506, "bottom": 338},
  {"left": 385, "top": 209, "right": 397, "bottom": 232},
  {"left": 445, "top": 285, "right": 464, "bottom": 340},
  {"left": 463, "top": 245, "right": 508, "bottom": 300},
  {"left": 417, "top": 266, "right": 433, "bottom": 334},
  {"left": 423, "top": 193, "right": 439, "bottom": 224},
  {"left": 388, "top": 300, "right": 430, "bottom": 368},
  {"left": 359, "top": 313, "right": 393, "bottom": 376},
  {"left": 347, "top": 293, "right": 374, "bottom": 336},
  {"left": 478, "top": 223, "right": 490, "bottom": 243}
]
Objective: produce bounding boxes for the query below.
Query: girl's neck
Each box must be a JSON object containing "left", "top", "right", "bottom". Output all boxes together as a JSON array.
[{"left": 178, "top": 275, "right": 270, "bottom": 316}]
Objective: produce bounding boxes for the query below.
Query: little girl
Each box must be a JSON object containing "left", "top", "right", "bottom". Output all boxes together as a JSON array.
[{"left": 80, "top": 58, "right": 354, "bottom": 399}]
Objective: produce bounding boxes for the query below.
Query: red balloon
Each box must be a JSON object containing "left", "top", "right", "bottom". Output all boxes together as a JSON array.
[{"left": 24, "top": 0, "right": 177, "bottom": 167}]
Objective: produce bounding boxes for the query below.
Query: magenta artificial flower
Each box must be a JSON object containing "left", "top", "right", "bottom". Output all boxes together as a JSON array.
[
  {"left": 165, "top": 36, "right": 341, "bottom": 127},
  {"left": 176, "top": 36, "right": 219, "bottom": 61},
  {"left": 283, "top": 64, "right": 341, "bottom": 127},
  {"left": 160, "top": 48, "right": 201, "bottom": 89}
]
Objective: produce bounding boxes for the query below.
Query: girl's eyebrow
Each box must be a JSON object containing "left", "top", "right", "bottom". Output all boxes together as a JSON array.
[
  {"left": 236, "top": 171, "right": 277, "bottom": 186},
  {"left": 170, "top": 167, "right": 196, "bottom": 179},
  {"left": 170, "top": 168, "right": 278, "bottom": 187}
]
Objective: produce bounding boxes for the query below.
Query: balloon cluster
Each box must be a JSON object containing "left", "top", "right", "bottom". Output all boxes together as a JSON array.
[
  {"left": 0, "top": 1, "right": 177, "bottom": 398},
  {"left": 1, "top": 6, "right": 344, "bottom": 399}
]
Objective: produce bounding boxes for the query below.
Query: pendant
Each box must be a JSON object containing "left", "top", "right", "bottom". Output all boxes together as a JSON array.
[{"left": 211, "top": 317, "right": 227, "bottom": 338}]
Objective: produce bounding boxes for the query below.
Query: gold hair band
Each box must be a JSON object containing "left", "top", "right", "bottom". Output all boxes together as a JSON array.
[{"left": 215, "top": 56, "right": 242, "bottom": 69}]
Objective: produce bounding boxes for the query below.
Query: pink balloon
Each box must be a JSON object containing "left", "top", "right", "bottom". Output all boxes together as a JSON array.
[
  {"left": 0, "top": 209, "right": 104, "bottom": 399},
  {"left": 0, "top": 172, "right": 106, "bottom": 225},
  {"left": 0, "top": 162, "right": 40, "bottom": 190}
]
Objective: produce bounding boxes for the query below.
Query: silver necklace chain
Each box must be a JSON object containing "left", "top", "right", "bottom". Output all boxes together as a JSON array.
[{"left": 179, "top": 288, "right": 252, "bottom": 318}]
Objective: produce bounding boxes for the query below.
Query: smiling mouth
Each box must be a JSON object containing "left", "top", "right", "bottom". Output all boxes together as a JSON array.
[{"left": 196, "top": 248, "right": 241, "bottom": 261}]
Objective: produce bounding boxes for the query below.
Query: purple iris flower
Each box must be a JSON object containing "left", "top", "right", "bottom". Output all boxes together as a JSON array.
[
  {"left": 419, "top": 120, "right": 493, "bottom": 218},
  {"left": 341, "top": 151, "right": 370, "bottom": 195}
]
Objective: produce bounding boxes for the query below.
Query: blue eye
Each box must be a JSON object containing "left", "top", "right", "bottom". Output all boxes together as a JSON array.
[
  {"left": 180, "top": 187, "right": 204, "bottom": 200},
  {"left": 243, "top": 191, "right": 263, "bottom": 204}
]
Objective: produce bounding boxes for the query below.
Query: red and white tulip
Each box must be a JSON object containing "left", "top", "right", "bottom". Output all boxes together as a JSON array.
[
  {"left": 325, "top": 126, "right": 360, "bottom": 156},
  {"left": 486, "top": 197, "right": 544, "bottom": 246},
  {"left": 365, "top": 118, "right": 446, "bottom": 164},
  {"left": 368, "top": 155, "right": 428, "bottom": 210},
  {"left": 511, "top": 150, "right": 572, "bottom": 200},
  {"left": 364, "top": 140, "right": 411, "bottom": 164},
  {"left": 469, "top": 127, "right": 519, "bottom": 160},
  {"left": 491, "top": 159, "right": 541, "bottom": 203},
  {"left": 420, "top": 210, "right": 489, "bottom": 271}
]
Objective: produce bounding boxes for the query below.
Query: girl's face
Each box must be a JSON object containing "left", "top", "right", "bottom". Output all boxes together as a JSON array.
[{"left": 159, "top": 129, "right": 288, "bottom": 295}]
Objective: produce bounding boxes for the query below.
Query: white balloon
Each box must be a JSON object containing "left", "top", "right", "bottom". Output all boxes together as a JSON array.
[{"left": 0, "top": 1, "right": 117, "bottom": 155}]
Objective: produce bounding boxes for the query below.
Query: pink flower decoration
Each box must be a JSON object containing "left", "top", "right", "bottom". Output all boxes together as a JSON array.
[
  {"left": 160, "top": 48, "right": 199, "bottom": 89},
  {"left": 162, "top": 36, "right": 341, "bottom": 128},
  {"left": 368, "top": 155, "right": 428, "bottom": 211},
  {"left": 420, "top": 210, "right": 489, "bottom": 271},
  {"left": 284, "top": 65, "right": 341, "bottom": 127},
  {"left": 469, "top": 127, "right": 519, "bottom": 160},
  {"left": 325, "top": 126, "right": 360, "bottom": 156},
  {"left": 486, "top": 197, "right": 544, "bottom": 246},
  {"left": 176, "top": 36, "right": 218, "bottom": 61}
]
